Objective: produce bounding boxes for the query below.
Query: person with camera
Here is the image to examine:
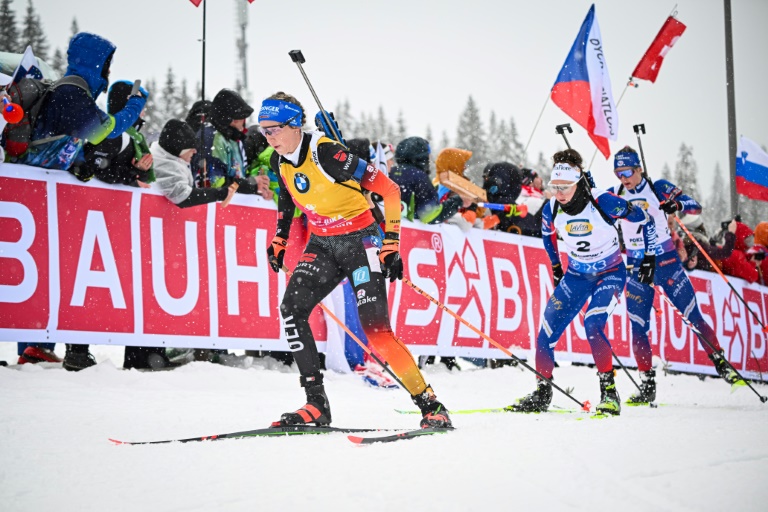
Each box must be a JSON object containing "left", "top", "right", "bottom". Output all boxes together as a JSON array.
[
  {"left": 609, "top": 146, "right": 745, "bottom": 404},
  {"left": 719, "top": 220, "right": 758, "bottom": 284},
  {"left": 680, "top": 216, "right": 736, "bottom": 273}
]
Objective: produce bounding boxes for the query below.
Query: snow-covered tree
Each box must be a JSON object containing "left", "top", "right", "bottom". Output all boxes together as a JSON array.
[
  {"left": 705, "top": 163, "right": 729, "bottom": 235},
  {"left": 508, "top": 116, "right": 526, "bottom": 166},
  {"left": 0, "top": 0, "right": 20, "bottom": 54},
  {"left": 439, "top": 131, "right": 451, "bottom": 151},
  {"left": 142, "top": 78, "right": 164, "bottom": 137},
  {"left": 51, "top": 47, "right": 65, "bottom": 77},
  {"left": 395, "top": 111, "right": 407, "bottom": 146},
  {"left": 659, "top": 162, "right": 672, "bottom": 181},
  {"left": 425, "top": 125, "right": 433, "bottom": 144},
  {"left": 674, "top": 143, "right": 700, "bottom": 201},
  {"left": 177, "top": 79, "right": 191, "bottom": 120},
  {"left": 19, "top": 0, "right": 48, "bottom": 59},
  {"left": 493, "top": 119, "right": 515, "bottom": 163},
  {"left": 455, "top": 95, "right": 487, "bottom": 168},
  {"left": 158, "top": 67, "right": 179, "bottom": 125},
  {"left": 70, "top": 17, "right": 79, "bottom": 40}
]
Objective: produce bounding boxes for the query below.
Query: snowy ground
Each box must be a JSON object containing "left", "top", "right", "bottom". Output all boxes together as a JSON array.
[{"left": 1, "top": 343, "right": 767, "bottom": 512}]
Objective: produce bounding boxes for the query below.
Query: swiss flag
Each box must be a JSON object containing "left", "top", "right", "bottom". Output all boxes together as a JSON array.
[{"left": 631, "top": 16, "right": 687, "bottom": 83}]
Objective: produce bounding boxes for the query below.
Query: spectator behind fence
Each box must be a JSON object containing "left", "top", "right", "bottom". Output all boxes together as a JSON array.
[
  {"left": 185, "top": 100, "right": 211, "bottom": 134},
  {"left": 482, "top": 162, "right": 524, "bottom": 233},
  {"left": 680, "top": 215, "right": 736, "bottom": 272},
  {"left": 19, "top": 32, "right": 145, "bottom": 171},
  {"left": 151, "top": 119, "right": 236, "bottom": 208},
  {"left": 69, "top": 80, "right": 154, "bottom": 186},
  {"left": 749, "top": 222, "right": 768, "bottom": 285},
  {"left": 719, "top": 220, "right": 758, "bottom": 283},
  {"left": 192, "top": 89, "right": 253, "bottom": 188},
  {"left": 390, "top": 137, "right": 463, "bottom": 225},
  {"left": 513, "top": 168, "right": 548, "bottom": 237}
]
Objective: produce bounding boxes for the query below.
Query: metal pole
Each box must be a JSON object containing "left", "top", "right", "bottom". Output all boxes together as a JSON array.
[
  {"left": 201, "top": 0, "right": 207, "bottom": 101},
  {"left": 724, "top": 0, "right": 739, "bottom": 217}
]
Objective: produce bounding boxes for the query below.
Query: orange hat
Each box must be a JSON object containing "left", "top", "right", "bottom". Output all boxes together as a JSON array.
[
  {"left": 754, "top": 222, "right": 768, "bottom": 247},
  {"left": 436, "top": 148, "right": 473, "bottom": 177}
]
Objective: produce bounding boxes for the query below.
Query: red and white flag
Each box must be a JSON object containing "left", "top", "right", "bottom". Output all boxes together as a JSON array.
[{"left": 631, "top": 16, "right": 686, "bottom": 83}]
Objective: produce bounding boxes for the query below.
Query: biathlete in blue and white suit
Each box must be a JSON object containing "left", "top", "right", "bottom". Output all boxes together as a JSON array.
[
  {"left": 609, "top": 146, "right": 744, "bottom": 403},
  {"left": 510, "top": 149, "right": 657, "bottom": 416}
]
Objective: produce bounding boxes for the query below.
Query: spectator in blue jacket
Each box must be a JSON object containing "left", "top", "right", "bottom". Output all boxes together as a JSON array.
[
  {"left": 20, "top": 32, "right": 146, "bottom": 171},
  {"left": 389, "top": 136, "right": 463, "bottom": 224}
]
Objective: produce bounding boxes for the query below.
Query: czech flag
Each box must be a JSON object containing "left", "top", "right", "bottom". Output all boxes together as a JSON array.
[
  {"left": 736, "top": 136, "right": 768, "bottom": 202},
  {"left": 551, "top": 4, "right": 618, "bottom": 159}
]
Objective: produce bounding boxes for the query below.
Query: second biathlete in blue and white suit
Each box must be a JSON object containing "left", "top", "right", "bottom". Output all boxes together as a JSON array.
[{"left": 536, "top": 161, "right": 658, "bottom": 380}]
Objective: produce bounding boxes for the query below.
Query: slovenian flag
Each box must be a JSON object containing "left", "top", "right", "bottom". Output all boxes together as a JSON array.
[
  {"left": 11, "top": 46, "right": 43, "bottom": 84},
  {"left": 736, "top": 136, "right": 768, "bottom": 202},
  {"left": 551, "top": 4, "right": 618, "bottom": 159}
]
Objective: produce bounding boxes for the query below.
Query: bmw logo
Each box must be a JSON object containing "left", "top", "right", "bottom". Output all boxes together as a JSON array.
[{"left": 294, "top": 173, "right": 310, "bottom": 193}]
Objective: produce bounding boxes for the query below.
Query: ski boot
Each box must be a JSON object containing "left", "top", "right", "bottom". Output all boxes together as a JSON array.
[
  {"left": 596, "top": 371, "right": 621, "bottom": 415},
  {"left": 272, "top": 374, "right": 332, "bottom": 427},
  {"left": 18, "top": 346, "right": 62, "bottom": 364},
  {"left": 412, "top": 386, "right": 453, "bottom": 428},
  {"left": 506, "top": 378, "right": 552, "bottom": 412},
  {"left": 627, "top": 370, "right": 656, "bottom": 405},
  {"left": 708, "top": 349, "right": 746, "bottom": 389},
  {"left": 62, "top": 345, "right": 96, "bottom": 371}
]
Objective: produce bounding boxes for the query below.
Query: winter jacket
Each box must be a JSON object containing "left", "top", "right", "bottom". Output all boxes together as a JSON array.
[
  {"left": 682, "top": 231, "right": 735, "bottom": 272},
  {"left": 73, "top": 126, "right": 153, "bottom": 185},
  {"left": 720, "top": 222, "right": 758, "bottom": 283},
  {"left": 151, "top": 141, "right": 196, "bottom": 204},
  {"left": 21, "top": 33, "right": 145, "bottom": 171},
  {"left": 390, "top": 163, "right": 461, "bottom": 224},
  {"left": 191, "top": 125, "right": 248, "bottom": 187}
]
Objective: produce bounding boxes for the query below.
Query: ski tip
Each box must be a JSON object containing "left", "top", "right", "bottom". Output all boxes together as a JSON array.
[
  {"left": 649, "top": 402, "right": 659, "bottom": 408},
  {"left": 581, "top": 400, "right": 591, "bottom": 412},
  {"left": 347, "top": 435, "right": 365, "bottom": 445},
  {"left": 108, "top": 438, "right": 126, "bottom": 445}
]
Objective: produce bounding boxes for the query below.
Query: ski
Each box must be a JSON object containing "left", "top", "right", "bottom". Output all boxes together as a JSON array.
[
  {"left": 394, "top": 405, "right": 579, "bottom": 415},
  {"left": 109, "top": 425, "right": 390, "bottom": 445},
  {"left": 348, "top": 427, "right": 453, "bottom": 445}
]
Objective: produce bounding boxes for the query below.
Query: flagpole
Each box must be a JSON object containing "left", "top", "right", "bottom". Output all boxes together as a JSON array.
[
  {"left": 201, "top": 0, "right": 207, "bottom": 101},
  {"left": 724, "top": 0, "right": 739, "bottom": 217},
  {"left": 522, "top": 93, "right": 549, "bottom": 166},
  {"left": 585, "top": 78, "right": 637, "bottom": 171}
]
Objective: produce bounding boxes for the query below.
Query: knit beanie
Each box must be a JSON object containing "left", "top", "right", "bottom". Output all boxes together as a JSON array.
[
  {"left": 347, "top": 138, "right": 372, "bottom": 163},
  {"left": 159, "top": 119, "right": 197, "bottom": 157},
  {"left": 395, "top": 136, "right": 431, "bottom": 171}
]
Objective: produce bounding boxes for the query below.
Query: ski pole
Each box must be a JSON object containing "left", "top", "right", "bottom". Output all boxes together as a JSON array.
[
  {"left": 555, "top": 123, "right": 573, "bottom": 149},
  {"left": 632, "top": 124, "right": 656, "bottom": 189},
  {"left": 402, "top": 277, "right": 591, "bottom": 411},
  {"left": 656, "top": 285, "right": 768, "bottom": 403},
  {"left": 288, "top": 50, "right": 343, "bottom": 143},
  {"left": 674, "top": 216, "right": 768, "bottom": 333},
  {"left": 280, "top": 265, "right": 408, "bottom": 392},
  {"left": 577, "top": 310, "right": 652, "bottom": 406}
]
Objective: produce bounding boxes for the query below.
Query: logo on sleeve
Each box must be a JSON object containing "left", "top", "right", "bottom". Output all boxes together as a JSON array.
[
  {"left": 333, "top": 150, "right": 347, "bottom": 162},
  {"left": 294, "top": 173, "right": 310, "bottom": 193}
]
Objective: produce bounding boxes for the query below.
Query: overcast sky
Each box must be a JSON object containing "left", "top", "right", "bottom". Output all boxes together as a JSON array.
[{"left": 29, "top": 0, "right": 768, "bottom": 196}]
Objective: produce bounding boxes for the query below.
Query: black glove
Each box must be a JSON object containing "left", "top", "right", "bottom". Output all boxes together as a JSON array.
[
  {"left": 267, "top": 236, "right": 287, "bottom": 273},
  {"left": 379, "top": 239, "right": 403, "bottom": 282},
  {"left": 659, "top": 199, "right": 681, "bottom": 214},
  {"left": 638, "top": 254, "right": 656, "bottom": 285},
  {"left": 552, "top": 263, "right": 564, "bottom": 287}
]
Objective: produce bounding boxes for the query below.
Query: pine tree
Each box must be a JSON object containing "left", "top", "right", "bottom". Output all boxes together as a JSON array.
[
  {"left": 494, "top": 119, "right": 514, "bottom": 163},
  {"left": 19, "top": 0, "right": 48, "bottom": 59},
  {"left": 508, "top": 117, "right": 526, "bottom": 167},
  {"left": 660, "top": 162, "right": 672, "bottom": 181},
  {"left": 70, "top": 17, "right": 79, "bottom": 39},
  {"left": 537, "top": 151, "right": 550, "bottom": 183},
  {"left": 425, "top": 125, "right": 433, "bottom": 144},
  {"left": 439, "top": 131, "right": 451, "bottom": 151},
  {"left": 177, "top": 79, "right": 191, "bottom": 120},
  {"left": 673, "top": 144, "right": 701, "bottom": 200},
  {"left": 160, "top": 67, "right": 178, "bottom": 125},
  {"left": 142, "top": 78, "right": 164, "bottom": 137},
  {"left": 51, "top": 47, "right": 65, "bottom": 77},
  {"left": 455, "top": 95, "right": 487, "bottom": 166},
  {"left": 0, "top": 0, "right": 20, "bottom": 54},
  {"left": 487, "top": 112, "right": 499, "bottom": 161},
  {"left": 395, "top": 111, "right": 407, "bottom": 146},
  {"left": 705, "top": 163, "right": 729, "bottom": 234}
]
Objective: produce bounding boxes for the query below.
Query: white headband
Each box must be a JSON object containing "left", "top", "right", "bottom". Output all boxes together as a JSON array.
[{"left": 550, "top": 162, "right": 581, "bottom": 183}]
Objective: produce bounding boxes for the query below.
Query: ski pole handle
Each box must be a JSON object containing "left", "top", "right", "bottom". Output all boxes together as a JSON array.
[
  {"left": 287, "top": 49, "right": 343, "bottom": 143},
  {"left": 555, "top": 123, "right": 572, "bottom": 149}
]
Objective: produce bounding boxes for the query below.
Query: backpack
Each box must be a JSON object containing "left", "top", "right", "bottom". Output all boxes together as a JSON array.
[{"left": 2, "top": 75, "right": 90, "bottom": 157}]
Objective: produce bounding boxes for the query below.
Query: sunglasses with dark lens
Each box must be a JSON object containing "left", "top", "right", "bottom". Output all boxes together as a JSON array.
[
  {"left": 614, "top": 168, "right": 635, "bottom": 179},
  {"left": 258, "top": 113, "right": 300, "bottom": 137}
]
